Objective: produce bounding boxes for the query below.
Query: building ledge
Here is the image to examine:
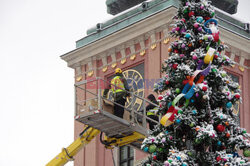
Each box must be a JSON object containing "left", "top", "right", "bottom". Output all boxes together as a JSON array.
[{"left": 74, "top": 0, "right": 249, "bottom": 51}]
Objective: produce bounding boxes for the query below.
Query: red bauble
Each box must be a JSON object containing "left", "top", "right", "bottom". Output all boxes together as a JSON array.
[
  {"left": 158, "top": 95, "right": 163, "bottom": 100},
  {"left": 153, "top": 155, "right": 157, "bottom": 160},
  {"left": 235, "top": 94, "right": 240, "bottom": 99},
  {"left": 202, "top": 86, "right": 208, "bottom": 91},
  {"left": 181, "top": 18, "right": 186, "bottom": 23},
  {"left": 204, "top": 17, "right": 210, "bottom": 21},
  {"left": 214, "top": 54, "right": 218, "bottom": 59},
  {"left": 174, "top": 49, "right": 179, "bottom": 53},
  {"left": 216, "top": 156, "right": 221, "bottom": 162},
  {"left": 188, "top": 11, "right": 195, "bottom": 17},
  {"left": 183, "top": 79, "right": 188, "bottom": 85},
  {"left": 165, "top": 80, "right": 170, "bottom": 85},
  {"left": 216, "top": 124, "right": 225, "bottom": 132},
  {"left": 159, "top": 103, "right": 162, "bottom": 108},
  {"left": 172, "top": 64, "right": 178, "bottom": 69}
]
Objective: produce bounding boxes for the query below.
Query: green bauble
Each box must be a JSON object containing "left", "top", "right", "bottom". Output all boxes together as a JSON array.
[
  {"left": 243, "top": 149, "right": 250, "bottom": 157},
  {"left": 221, "top": 73, "right": 227, "bottom": 77},
  {"left": 157, "top": 147, "right": 163, "bottom": 153},
  {"left": 204, "top": 35, "right": 208, "bottom": 40},
  {"left": 187, "top": 151, "right": 193, "bottom": 157},
  {"left": 212, "top": 68, "right": 217, "bottom": 73},
  {"left": 189, "top": 122, "right": 195, "bottom": 127},
  {"left": 176, "top": 88, "right": 181, "bottom": 94},
  {"left": 183, "top": 8, "right": 188, "bottom": 14},
  {"left": 178, "top": 110, "right": 183, "bottom": 114},
  {"left": 195, "top": 138, "right": 201, "bottom": 144},
  {"left": 149, "top": 144, "right": 157, "bottom": 153}
]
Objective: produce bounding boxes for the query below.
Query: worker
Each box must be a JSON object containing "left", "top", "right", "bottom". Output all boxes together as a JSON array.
[
  {"left": 146, "top": 94, "right": 159, "bottom": 130},
  {"left": 110, "top": 68, "right": 130, "bottom": 118}
]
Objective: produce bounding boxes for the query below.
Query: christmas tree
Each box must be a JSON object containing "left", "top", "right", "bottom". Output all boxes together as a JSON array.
[{"left": 141, "top": 0, "right": 250, "bottom": 165}]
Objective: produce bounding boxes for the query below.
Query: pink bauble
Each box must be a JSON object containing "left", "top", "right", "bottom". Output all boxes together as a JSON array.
[
  {"left": 164, "top": 161, "right": 170, "bottom": 166},
  {"left": 194, "top": 23, "right": 199, "bottom": 28},
  {"left": 192, "top": 55, "right": 197, "bottom": 60}
]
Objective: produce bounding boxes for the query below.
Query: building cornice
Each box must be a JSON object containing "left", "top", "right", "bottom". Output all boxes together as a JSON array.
[{"left": 61, "top": 7, "right": 176, "bottom": 68}]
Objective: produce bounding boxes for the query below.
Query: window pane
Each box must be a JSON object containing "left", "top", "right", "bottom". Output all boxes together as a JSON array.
[
  {"left": 121, "top": 162, "right": 128, "bottom": 166},
  {"left": 129, "top": 147, "right": 134, "bottom": 157},
  {"left": 129, "top": 159, "right": 134, "bottom": 166},
  {"left": 120, "top": 146, "right": 128, "bottom": 161}
]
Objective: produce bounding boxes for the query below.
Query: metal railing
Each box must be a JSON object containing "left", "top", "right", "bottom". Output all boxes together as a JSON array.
[{"left": 74, "top": 77, "right": 161, "bottom": 131}]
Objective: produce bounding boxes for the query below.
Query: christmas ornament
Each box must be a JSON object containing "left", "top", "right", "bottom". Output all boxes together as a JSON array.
[
  {"left": 204, "top": 19, "right": 220, "bottom": 42},
  {"left": 216, "top": 124, "right": 225, "bottom": 132},
  {"left": 243, "top": 149, "right": 250, "bottom": 157},
  {"left": 149, "top": 144, "right": 157, "bottom": 153}
]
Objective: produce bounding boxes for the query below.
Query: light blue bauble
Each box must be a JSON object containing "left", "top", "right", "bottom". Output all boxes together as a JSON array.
[{"left": 226, "top": 102, "right": 232, "bottom": 108}]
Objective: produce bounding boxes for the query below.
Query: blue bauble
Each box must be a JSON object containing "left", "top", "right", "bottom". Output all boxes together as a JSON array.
[
  {"left": 185, "top": 33, "right": 191, "bottom": 38},
  {"left": 176, "top": 156, "right": 181, "bottom": 161},
  {"left": 192, "top": 110, "right": 197, "bottom": 114},
  {"left": 176, "top": 119, "right": 181, "bottom": 124},
  {"left": 143, "top": 147, "right": 149, "bottom": 152},
  {"left": 217, "top": 141, "right": 222, "bottom": 146},
  {"left": 226, "top": 102, "right": 232, "bottom": 108},
  {"left": 196, "top": 16, "right": 203, "bottom": 23}
]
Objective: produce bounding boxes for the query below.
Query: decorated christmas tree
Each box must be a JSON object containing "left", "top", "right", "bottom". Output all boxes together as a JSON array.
[{"left": 141, "top": 0, "right": 250, "bottom": 165}]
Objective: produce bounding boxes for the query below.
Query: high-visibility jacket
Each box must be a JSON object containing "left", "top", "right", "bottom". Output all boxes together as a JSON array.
[
  {"left": 147, "top": 107, "right": 158, "bottom": 116},
  {"left": 111, "top": 76, "right": 125, "bottom": 93}
]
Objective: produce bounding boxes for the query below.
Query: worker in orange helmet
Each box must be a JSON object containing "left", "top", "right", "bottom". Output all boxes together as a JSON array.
[{"left": 110, "top": 68, "right": 130, "bottom": 118}]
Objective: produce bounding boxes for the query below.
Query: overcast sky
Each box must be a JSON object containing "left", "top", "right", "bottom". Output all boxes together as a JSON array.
[{"left": 0, "top": 0, "right": 249, "bottom": 166}]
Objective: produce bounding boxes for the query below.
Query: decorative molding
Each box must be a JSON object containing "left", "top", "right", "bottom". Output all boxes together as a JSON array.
[
  {"left": 102, "top": 56, "right": 108, "bottom": 72},
  {"left": 120, "top": 49, "right": 126, "bottom": 64},
  {"left": 61, "top": 7, "right": 176, "bottom": 68}
]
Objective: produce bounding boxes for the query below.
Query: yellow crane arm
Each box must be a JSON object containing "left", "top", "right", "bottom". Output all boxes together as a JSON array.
[
  {"left": 46, "top": 126, "right": 146, "bottom": 166},
  {"left": 46, "top": 126, "right": 100, "bottom": 166}
]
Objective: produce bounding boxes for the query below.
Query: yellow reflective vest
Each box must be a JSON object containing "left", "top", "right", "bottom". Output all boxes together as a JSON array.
[
  {"left": 111, "top": 76, "right": 125, "bottom": 93},
  {"left": 147, "top": 107, "right": 158, "bottom": 116}
]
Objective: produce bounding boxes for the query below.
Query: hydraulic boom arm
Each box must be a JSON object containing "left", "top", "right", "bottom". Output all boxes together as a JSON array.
[
  {"left": 46, "top": 126, "right": 100, "bottom": 166},
  {"left": 46, "top": 126, "right": 145, "bottom": 166}
]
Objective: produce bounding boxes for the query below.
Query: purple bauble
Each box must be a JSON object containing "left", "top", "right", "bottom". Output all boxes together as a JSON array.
[
  {"left": 208, "top": 36, "right": 212, "bottom": 40},
  {"left": 174, "top": 42, "right": 178, "bottom": 46},
  {"left": 180, "top": 54, "right": 185, "bottom": 58},
  {"left": 162, "top": 137, "right": 166, "bottom": 143},
  {"left": 181, "top": 43, "right": 185, "bottom": 48},
  {"left": 198, "top": 27, "right": 203, "bottom": 32},
  {"left": 180, "top": 29, "right": 186, "bottom": 33},
  {"left": 164, "top": 161, "right": 170, "bottom": 166},
  {"left": 175, "top": 27, "right": 180, "bottom": 31},
  {"left": 195, "top": 93, "right": 199, "bottom": 97},
  {"left": 200, "top": 5, "right": 204, "bottom": 10},
  {"left": 186, "top": 2, "right": 189, "bottom": 6},
  {"left": 172, "top": 29, "right": 175, "bottom": 33}
]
